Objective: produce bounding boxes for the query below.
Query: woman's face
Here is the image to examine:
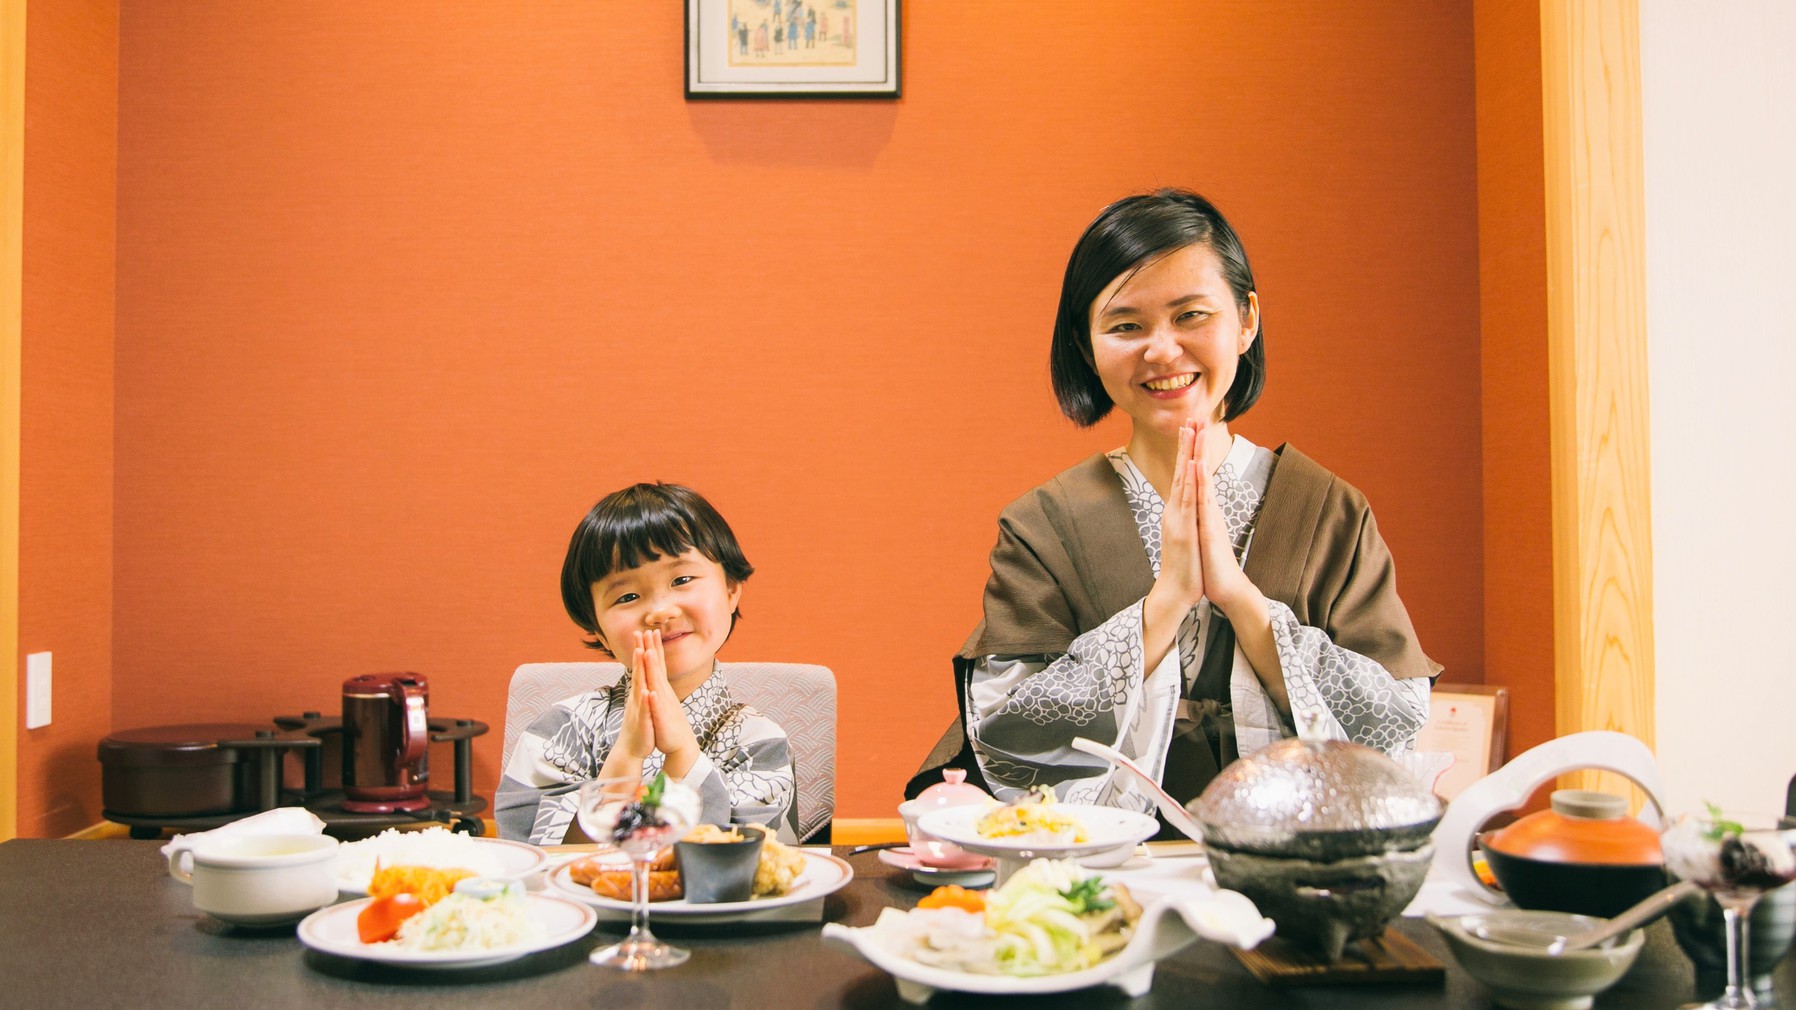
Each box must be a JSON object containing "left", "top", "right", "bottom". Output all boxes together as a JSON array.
[{"left": 1087, "top": 242, "right": 1259, "bottom": 440}]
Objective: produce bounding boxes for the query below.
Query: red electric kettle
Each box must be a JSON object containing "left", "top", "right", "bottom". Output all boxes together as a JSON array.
[{"left": 340, "top": 672, "right": 431, "bottom": 813}]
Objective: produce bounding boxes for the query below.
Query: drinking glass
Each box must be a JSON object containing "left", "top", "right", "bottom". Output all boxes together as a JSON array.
[
  {"left": 575, "top": 774, "right": 695, "bottom": 970},
  {"left": 1661, "top": 810, "right": 1796, "bottom": 1009}
]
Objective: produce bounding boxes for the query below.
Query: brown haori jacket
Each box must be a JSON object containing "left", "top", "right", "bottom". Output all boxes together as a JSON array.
[{"left": 905, "top": 443, "right": 1440, "bottom": 799}]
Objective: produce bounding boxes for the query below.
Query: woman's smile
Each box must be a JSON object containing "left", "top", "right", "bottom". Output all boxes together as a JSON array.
[{"left": 1142, "top": 372, "right": 1198, "bottom": 396}]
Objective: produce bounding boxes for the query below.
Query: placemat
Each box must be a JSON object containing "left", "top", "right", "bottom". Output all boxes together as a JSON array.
[{"left": 1230, "top": 928, "right": 1444, "bottom": 986}]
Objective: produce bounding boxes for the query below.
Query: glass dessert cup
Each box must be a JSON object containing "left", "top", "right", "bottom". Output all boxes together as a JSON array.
[
  {"left": 1661, "top": 810, "right": 1796, "bottom": 1009},
  {"left": 575, "top": 774, "right": 695, "bottom": 971}
]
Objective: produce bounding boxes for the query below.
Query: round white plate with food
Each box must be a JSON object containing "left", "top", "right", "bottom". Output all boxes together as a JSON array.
[
  {"left": 547, "top": 849, "right": 853, "bottom": 924},
  {"left": 918, "top": 803, "right": 1159, "bottom": 882},
  {"left": 297, "top": 892, "right": 596, "bottom": 969},
  {"left": 333, "top": 831, "right": 549, "bottom": 896}
]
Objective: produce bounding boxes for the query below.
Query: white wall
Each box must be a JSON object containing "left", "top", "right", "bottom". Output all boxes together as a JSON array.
[{"left": 1642, "top": 0, "right": 1796, "bottom": 815}]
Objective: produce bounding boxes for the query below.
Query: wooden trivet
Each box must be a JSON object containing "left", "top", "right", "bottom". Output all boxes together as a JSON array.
[{"left": 1230, "top": 928, "right": 1444, "bottom": 986}]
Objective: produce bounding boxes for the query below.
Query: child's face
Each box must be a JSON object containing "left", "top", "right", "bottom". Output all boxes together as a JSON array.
[{"left": 590, "top": 548, "right": 742, "bottom": 689}]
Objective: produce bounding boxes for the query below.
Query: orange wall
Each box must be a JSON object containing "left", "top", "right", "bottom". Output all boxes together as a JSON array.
[
  {"left": 1473, "top": 0, "right": 1555, "bottom": 762},
  {"left": 106, "top": 2, "right": 1484, "bottom": 823},
  {"left": 18, "top": 0, "right": 117, "bottom": 838}
]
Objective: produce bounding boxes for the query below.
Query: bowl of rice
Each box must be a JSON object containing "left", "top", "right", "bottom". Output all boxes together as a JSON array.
[{"left": 333, "top": 827, "right": 547, "bottom": 895}]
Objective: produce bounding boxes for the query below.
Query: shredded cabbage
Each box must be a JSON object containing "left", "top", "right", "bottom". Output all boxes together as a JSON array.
[
  {"left": 391, "top": 882, "right": 541, "bottom": 952},
  {"left": 982, "top": 860, "right": 1114, "bottom": 975}
]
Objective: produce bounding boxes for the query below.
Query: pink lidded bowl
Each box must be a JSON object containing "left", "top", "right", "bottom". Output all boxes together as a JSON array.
[{"left": 898, "top": 769, "right": 993, "bottom": 869}]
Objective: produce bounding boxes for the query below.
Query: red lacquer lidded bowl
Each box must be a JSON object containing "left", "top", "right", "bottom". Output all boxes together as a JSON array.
[
  {"left": 1479, "top": 789, "right": 1666, "bottom": 919},
  {"left": 1485, "top": 790, "right": 1662, "bottom": 866}
]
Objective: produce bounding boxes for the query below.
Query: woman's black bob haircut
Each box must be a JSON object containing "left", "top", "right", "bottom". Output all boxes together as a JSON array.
[
  {"left": 560, "top": 482, "right": 754, "bottom": 655},
  {"left": 1050, "top": 188, "right": 1265, "bottom": 427}
]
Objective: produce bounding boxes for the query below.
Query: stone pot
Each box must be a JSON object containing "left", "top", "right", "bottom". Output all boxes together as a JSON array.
[
  {"left": 1190, "top": 737, "right": 1443, "bottom": 960},
  {"left": 1208, "top": 842, "right": 1435, "bottom": 962}
]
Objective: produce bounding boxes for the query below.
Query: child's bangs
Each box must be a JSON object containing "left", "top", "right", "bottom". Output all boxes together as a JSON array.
[{"left": 583, "top": 507, "right": 702, "bottom": 586}]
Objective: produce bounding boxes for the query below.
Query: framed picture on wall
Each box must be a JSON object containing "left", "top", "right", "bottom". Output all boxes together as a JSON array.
[
  {"left": 686, "top": 0, "right": 901, "bottom": 99},
  {"left": 1415, "top": 685, "right": 1510, "bottom": 800}
]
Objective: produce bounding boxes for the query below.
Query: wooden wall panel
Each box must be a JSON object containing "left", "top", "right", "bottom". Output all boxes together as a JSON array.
[{"left": 1540, "top": 0, "right": 1654, "bottom": 799}]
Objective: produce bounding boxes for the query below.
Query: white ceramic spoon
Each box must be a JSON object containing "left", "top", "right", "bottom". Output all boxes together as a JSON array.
[{"left": 1069, "top": 737, "right": 1206, "bottom": 845}]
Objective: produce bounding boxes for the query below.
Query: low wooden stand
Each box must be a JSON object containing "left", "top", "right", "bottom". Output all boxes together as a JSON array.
[{"left": 1231, "top": 928, "right": 1444, "bottom": 986}]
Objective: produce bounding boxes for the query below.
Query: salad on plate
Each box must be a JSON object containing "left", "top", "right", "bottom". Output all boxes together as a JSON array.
[{"left": 825, "top": 857, "right": 1273, "bottom": 1002}]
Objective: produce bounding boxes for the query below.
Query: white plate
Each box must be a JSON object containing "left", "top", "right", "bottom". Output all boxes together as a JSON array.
[
  {"left": 547, "top": 849, "right": 853, "bottom": 923},
  {"left": 823, "top": 889, "right": 1274, "bottom": 1003},
  {"left": 334, "top": 836, "right": 549, "bottom": 896},
  {"left": 297, "top": 893, "right": 596, "bottom": 969},
  {"left": 918, "top": 803, "right": 1160, "bottom": 862}
]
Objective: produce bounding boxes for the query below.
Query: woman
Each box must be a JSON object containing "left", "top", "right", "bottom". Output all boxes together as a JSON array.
[{"left": 908, "top": 190, "right": 1439, "bottom": 823}]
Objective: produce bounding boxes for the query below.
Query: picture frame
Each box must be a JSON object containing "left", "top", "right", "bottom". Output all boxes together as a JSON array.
[
  {"left": 686, "top": 0, "right": 901, "bottom": 99},
  {"left": 1414, "top": 684, "right": 1510, "bottom": 800}
]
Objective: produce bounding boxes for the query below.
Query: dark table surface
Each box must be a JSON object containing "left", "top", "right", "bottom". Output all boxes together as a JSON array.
[{"left": 0, "top": 838, "right": 1784, "bottom": 1009}]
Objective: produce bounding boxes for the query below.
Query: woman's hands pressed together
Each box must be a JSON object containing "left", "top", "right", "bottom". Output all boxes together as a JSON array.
[
  {"left": 1140, "top": 420, "right": 1286, "bottom": 710},
  {"left": 1189, "top": 426, "right": 1254, "bottom": 614},
  {"left": 1142, "top": 422, "right": 1206, "bottom": 672}
]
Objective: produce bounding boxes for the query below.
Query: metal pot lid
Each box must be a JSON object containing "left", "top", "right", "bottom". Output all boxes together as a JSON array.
[{"left": 1189, "top": 738, "right": 1442, "bottom": 856}]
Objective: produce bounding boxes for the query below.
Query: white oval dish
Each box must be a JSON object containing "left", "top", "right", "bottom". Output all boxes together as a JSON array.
[
  {"left": 297, "top": 892, "right": 595, "bottom": 969},
  {"left": 823, "top": 888, "right": 1274, "bottom": 1003},
  {"left": 547, "top": 849, "right": 853, "bottom": 924}
]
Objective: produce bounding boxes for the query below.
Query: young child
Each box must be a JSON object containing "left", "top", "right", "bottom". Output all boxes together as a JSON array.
[{"left": 495, "top": 483, "right": 799, "bottom": 845}]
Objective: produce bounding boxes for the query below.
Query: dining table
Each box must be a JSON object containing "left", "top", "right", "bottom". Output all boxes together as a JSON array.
[{"left": 1, "top": 837, "right": 1787, "bottom": 1009}]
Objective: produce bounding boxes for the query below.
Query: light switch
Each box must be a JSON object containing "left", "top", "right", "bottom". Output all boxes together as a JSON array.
[{"left": 25, "top": 651, "right": 50, "bottom": 729}]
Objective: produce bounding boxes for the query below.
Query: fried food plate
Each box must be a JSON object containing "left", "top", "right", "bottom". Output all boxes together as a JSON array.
[{"left": 546, "top": 849, "right": 853, "bottom": 924}]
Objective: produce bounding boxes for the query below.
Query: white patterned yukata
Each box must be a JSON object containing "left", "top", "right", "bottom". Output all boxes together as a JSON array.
[{"left": 495, "top": 665, "right": 798, "bottom": 844}]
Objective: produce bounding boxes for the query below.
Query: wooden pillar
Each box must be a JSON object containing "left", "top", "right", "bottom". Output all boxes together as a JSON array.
[
  {"left": 1, "top": 0, "right": 25, "bottom": 840},
  {"left": 1539, "top": 0, "right": 1654, "bottom": 798}
]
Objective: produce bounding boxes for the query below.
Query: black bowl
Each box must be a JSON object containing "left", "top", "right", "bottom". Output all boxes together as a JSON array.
[
  {"left": 674, "top": 824, "right": 766, "bottom": 904},
  {"left": 1479, "top": 835, "right": 1667, "bottom": 919}
]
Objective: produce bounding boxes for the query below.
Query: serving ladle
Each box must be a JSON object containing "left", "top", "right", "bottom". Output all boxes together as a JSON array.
[
  {"left": 1069, "top": 737, "right": 1207, "bottom": 844},
  {"left": 1540, "top": 878, "right": 1701, "bottom": 954}
]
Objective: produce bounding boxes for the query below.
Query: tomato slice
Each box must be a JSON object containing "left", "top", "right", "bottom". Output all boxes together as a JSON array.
[{"left": 356, "top": 892, "right": 426, "bottom": 944}]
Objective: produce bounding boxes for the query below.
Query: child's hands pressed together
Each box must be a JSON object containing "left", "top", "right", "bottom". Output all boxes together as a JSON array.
[
  {"left": 638, "top": 629, "right": 702, "bottom": 778},
  {"left": 606, "top": 630, "right": 663, "bottom": 768}
]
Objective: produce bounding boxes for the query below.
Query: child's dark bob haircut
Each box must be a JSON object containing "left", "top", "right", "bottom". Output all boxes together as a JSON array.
[
  {"left": 1050, "top": 188, "right": 1266, "bottom": 427},
  {"left": 560, "top": 483, "right": 754, "bottom": 655}
]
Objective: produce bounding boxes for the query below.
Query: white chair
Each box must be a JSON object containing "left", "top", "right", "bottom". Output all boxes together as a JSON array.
[{"left": 503, "top": 661, "right": 837, "bottom": 842}]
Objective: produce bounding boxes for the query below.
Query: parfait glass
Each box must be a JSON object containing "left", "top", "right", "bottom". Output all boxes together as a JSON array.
[
  {"left": 1661, "top": 810, "right": 1796, "bottom": 1009},
  {"left": 575, "top": 774, "right": 695, "bottom": 971}
]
